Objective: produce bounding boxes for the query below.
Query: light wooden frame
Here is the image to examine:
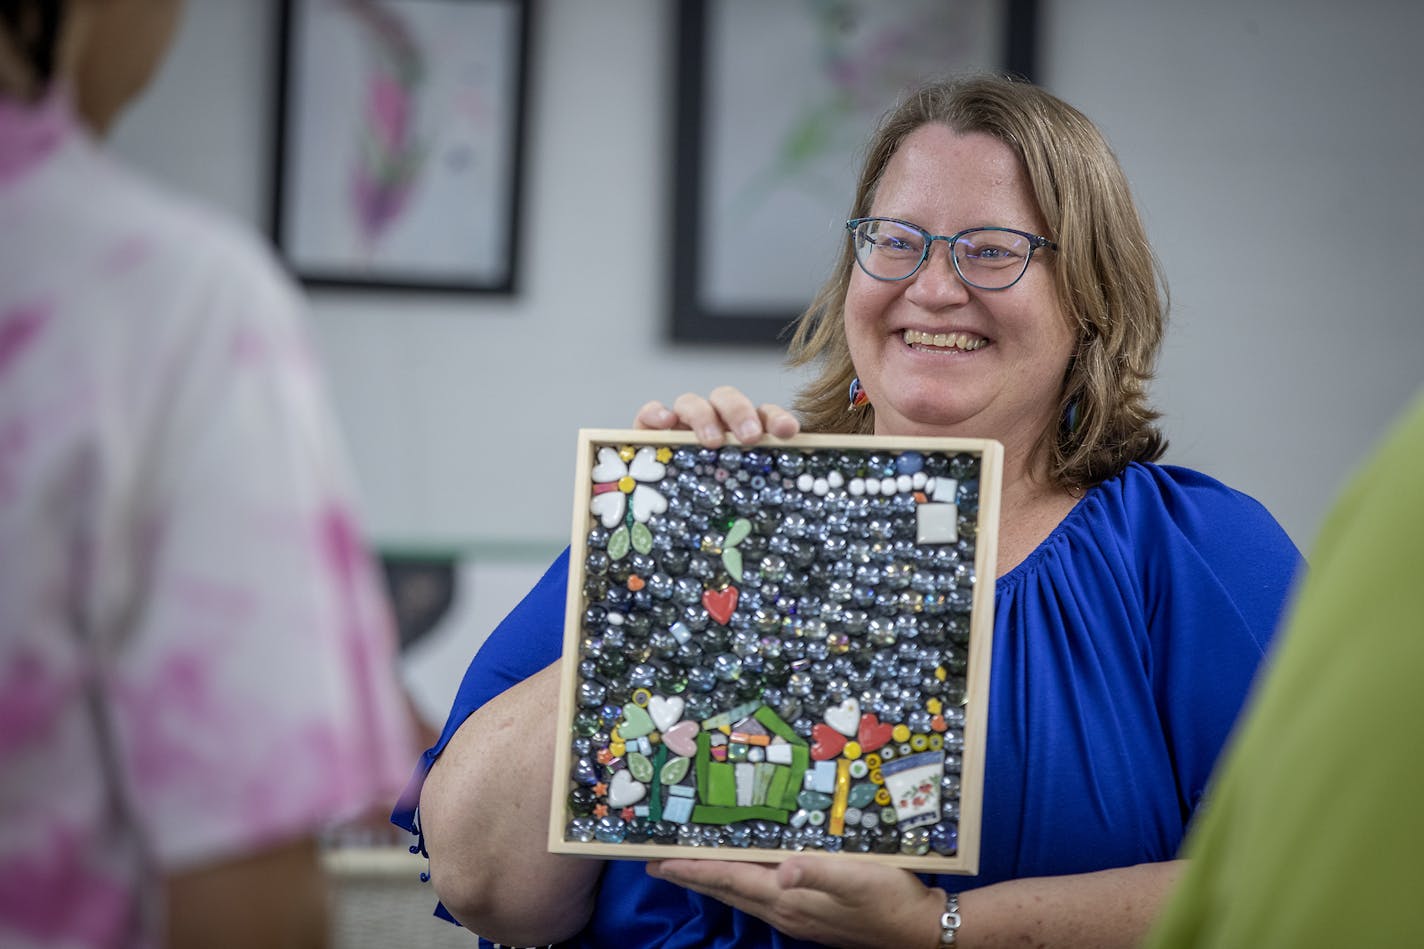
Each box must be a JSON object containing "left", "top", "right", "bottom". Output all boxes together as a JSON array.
[{"left": 548, "top": 429, "right": 1001, "bottom": 872}]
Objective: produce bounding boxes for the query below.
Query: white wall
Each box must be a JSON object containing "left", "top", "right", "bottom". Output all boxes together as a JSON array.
[
  {"left": 114, "top": 0, "right": 1424, "bottom": 556},
  {"left": 1043, "top": 0, "right": 1424, "bottom": 551}
]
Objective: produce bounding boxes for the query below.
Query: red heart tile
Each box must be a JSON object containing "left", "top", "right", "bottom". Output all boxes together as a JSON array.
[
  {"left": 810, "top": 723, "right": 848, "bottom": 760},
  {"left": 857, "top": 713, "right": 893, "bottom": 753},
  {"left": 702, "top": 586, "right": 739, "bottom": 625}
]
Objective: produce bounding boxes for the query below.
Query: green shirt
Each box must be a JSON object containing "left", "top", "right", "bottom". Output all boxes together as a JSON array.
[{"left": 1146, "top": 389, "right": 1424, "bottom": 948}]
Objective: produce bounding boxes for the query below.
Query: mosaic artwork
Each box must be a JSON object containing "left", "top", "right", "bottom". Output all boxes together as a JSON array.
[{"left": 549, "top": 430, "right": 1001, "bottom": 871}]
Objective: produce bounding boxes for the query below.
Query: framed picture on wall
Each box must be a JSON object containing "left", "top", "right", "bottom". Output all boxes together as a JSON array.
[
  {"left": 670, "top": 0, "right": 1040, "bottom": 344},
  {"left": 272, "top": 0, "right": 531, "bottom": 293}
]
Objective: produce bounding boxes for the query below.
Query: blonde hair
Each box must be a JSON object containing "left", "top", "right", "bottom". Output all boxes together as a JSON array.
[{"left": 788, "top": 74, "right": 1167, "bottom": 489}]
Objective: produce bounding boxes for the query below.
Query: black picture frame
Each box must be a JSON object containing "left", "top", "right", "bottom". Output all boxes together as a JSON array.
[
  {"left": 670, "top": 1, "right": 1040, "bottom": 344},
  {"left": 272, "top": 0, "right": 531, "bottom": 294}
]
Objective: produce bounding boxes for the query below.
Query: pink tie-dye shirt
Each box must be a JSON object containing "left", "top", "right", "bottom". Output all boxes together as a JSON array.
[{"left": 0, "top": 88, "right": 413, "bottom": 948}]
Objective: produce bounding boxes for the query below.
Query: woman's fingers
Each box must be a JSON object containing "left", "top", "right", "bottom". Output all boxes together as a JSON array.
[
  {"left": 633, "top": 400, "right": 680, "bottom": 431},
  {"left": 632, "top": 388, "right": 798, "bottom": 447},
  {"left": 758, "top": 402, "right": 801, "bottom": 439},
  {"left": 671, "top": 392, "right": 730, "bottom": 447},
  {"left": 707, "top": 386, "right": 766, "bottom": 445}
]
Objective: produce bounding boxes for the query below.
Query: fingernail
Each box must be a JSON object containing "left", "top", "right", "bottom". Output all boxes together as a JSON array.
[
  {"left": 698, "top": 426, "right": 722, "bottom": 445},
  {"left": 737, "top": 420, "right": 761, "bottom": 442}
]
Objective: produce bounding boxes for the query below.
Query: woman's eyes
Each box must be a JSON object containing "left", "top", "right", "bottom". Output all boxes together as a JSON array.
[
  {"left": 876, "top": 234, "right": 922, "bottom": 253},
  {"left": 965, "top": 244, "right": 1021, "bottom": 262}
]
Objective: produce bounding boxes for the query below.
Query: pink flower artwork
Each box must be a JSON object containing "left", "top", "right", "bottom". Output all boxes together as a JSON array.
[{"left": 338, "top": 0, "right": 428, "bottom": 255}]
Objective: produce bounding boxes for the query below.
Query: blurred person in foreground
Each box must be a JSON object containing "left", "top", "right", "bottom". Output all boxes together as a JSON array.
[
  {"left": 1144, "top": 388, "right": 1424, "bottom": 949},
  {"left": 0, "top": 1, "right": 413, "bottom": 946}
]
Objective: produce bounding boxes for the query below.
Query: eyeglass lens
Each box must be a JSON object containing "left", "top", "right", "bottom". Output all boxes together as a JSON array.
[{"left": 851, "top": 219, "right": 1034, "bottom": 289}]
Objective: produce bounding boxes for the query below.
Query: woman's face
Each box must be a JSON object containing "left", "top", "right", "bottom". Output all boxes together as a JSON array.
[{"left": 845, "top": 124, "right": 1075, "bottom": 457}]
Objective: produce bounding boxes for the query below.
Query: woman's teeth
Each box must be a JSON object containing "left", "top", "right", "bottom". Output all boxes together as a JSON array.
[{"left": 902, "top": 329, "right": 987, "bottom": 351}]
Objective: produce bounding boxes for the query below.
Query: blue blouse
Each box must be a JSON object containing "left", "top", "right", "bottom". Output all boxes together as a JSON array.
[{"left": 393, "top": 463, "right": 1302, "bottom": 948}]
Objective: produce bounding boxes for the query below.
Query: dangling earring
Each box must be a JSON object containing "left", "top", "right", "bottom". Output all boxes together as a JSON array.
[{"left": 847, "top": 377, "right": 870, "bottom": 411}]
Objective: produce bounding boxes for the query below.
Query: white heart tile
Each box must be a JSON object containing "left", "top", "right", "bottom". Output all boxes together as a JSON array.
[
  {"left": 606, "top": 769, "right": 646, "bottom": 807},
  {"left": 630, "top": 484, "right": 667, "bottom": 521},
  {"left": 648, "top": 695, "right": 685, "bottom": 732},
  {"left": 590, "top": 491, "right": 625, "bottom": 528},
  {"left": 824, "top": 698, "right": 860, "bottom": 737},
  {"left": 591, "top": 446, "right": 627, "bottom": 483},
  {"left": 628, "top": 446, "right": 667, "bottom": 482}
]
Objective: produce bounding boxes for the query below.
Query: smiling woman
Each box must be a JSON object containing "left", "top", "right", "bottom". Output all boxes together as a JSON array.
[
  {"left": 403, "top": 75, "right": 1303, "bottom": 949},
  {"left": 791, "top": 80, "right": 1167, "bottom": 497}
]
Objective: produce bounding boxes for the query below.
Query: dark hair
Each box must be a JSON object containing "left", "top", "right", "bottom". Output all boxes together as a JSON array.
[
  {"left": 787, "top": 74, "right": 1168, "bottom": 490},
  {"left": 0, "top": 0, "right": 64, "bottom": 94}
]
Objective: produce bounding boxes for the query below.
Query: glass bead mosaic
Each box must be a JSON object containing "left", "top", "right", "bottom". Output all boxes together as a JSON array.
[{"left": 549, "top": 430, "right": 1001, "bottom": 872}]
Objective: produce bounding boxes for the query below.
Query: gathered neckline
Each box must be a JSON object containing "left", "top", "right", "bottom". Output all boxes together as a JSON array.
[{"left": 994, "top": 471, "right": 1114, "bottom": 593}]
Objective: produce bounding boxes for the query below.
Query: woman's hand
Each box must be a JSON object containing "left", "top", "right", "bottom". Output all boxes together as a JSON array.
[
  {"left": 634, "top": 385, "right": 800, "bottom": 447},
  {"left": 649, "top": 857, "right": 1186, "bottom": 948},
  {"left": 646, "top": 856, "right": 944, "bottom": 949}
]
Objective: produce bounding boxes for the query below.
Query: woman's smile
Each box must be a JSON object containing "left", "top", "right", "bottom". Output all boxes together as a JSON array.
[{"left": 901, "top": 328, "right": 989, "bottom": 352}]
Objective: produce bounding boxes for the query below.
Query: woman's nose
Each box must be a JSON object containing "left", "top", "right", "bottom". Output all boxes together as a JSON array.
[{"left": 905, "top": 239, "right": 971, "bottom": 306}]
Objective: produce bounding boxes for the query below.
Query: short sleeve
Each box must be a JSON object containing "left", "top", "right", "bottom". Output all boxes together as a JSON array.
[
  {"left": 1138, "top": 466, "right": 1303, "bottom": 816},
  {"left": 969, "top": 464, "right": 1302, "bottom": 886},
  {"left": 110, "top": 225, "right": 413, "bottom": 870}
]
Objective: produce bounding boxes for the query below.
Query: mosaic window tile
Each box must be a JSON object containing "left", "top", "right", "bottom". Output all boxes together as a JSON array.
[{"left": 549, "top": 430, "right": 1001, "bottom": 872}]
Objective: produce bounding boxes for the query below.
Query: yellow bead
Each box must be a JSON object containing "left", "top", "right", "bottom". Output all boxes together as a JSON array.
[
  {"left": 618, "top": 475, "right": 636, "bottom": 493},
  {"left": 910, "top": 733, "right": 929, "bottom": 751},
  {"left": 891, "top": 724, "right": 911, "bottom": 743},
  {"left": 631, "top": 688, "right": 652, "bottom": 707},
  {"left": 609, "top": 740, "right": 626, "bottom": 757},
  {"left": 656, "top": 447, "right": 673, "bottom": 463},
  {"left": 929, "top": 734, "right": 944, "bottom": 751},
  {"left": 875, "top": 787, "right": 892, "bottom": 806},
  {"left": 618, "top": 445, "right": 636, "bottom": 462},
  {"left": 865, "top": 753, "right": 882, "bottom": 769},
  {"left": 935, "top": 666, "right": 947, "bottom": 681},
  {"left": 869, "top": 768, "right": 884, "bottom": 785},
  {"left": 926, "top": 697, "right": 943, "bottom": 715},
  {"left": 842, "top": 741, "right": 861, "bottom": 760}
]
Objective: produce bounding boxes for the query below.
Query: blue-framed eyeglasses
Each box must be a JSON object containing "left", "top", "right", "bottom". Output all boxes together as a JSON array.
[{"left": 846, "top": 217, "right": 1058, "bottom": 290}]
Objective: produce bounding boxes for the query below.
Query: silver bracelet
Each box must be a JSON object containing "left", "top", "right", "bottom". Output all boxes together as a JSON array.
[{"left": 939, "top": 891, "right": 962, "bottom": 946}]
